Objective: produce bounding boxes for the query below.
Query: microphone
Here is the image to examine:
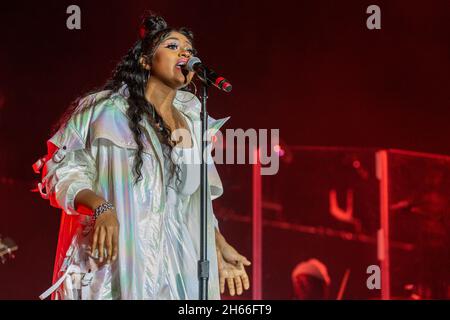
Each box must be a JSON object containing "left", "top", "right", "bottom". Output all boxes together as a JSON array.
[{"left": 185, "top": 57, "right": 232, "bottom": 93}]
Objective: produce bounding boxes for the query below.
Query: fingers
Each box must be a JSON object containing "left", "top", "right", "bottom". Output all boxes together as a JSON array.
[
  {"left": 90, "top": 226, "right": 118, "bottom": 265},
  {"left": 112, "top": 226, "right": 119, "bottom": 261},
  {"left": 234, "top": 272, "right": 243, "bottom": 295},
  {"left": 106, "top": 227, "right": 113, "bottom": 263},
  {"left": 91, "top": 226, "right": 99, "bottom": 258},
  {"left": 218, "top": 264, "right": 250, "bottom": 296},
  {"left": 241, "top": 270, "right": 250, "bottom": 290},
  {"left": 98, "top": 227, "right": 106, "bottom": 263},
  {"left": 234, "top": 254, "right": 251, "bottom": 267},
  {"left": 221, "top": 274, "right": 250, "bottom": 296},
  {"left": 219, "top": 273, "right": 226, "bottom": 294},
  {"left": 89, "top": 211, "right": 120, "bottom": 265},
  {"left": 242, "top": 256, "right": 251, "bottom": 266},
  {"left": 226, "top": 250, "right": 251, "bottom": 267},
  {"left": 226, "top": 277, "right": 236, "bottom": 296}
]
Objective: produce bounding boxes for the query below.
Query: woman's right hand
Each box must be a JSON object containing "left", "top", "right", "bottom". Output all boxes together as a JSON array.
[{"left": 90, "top": 209, "right": 120, "bottom": 264}]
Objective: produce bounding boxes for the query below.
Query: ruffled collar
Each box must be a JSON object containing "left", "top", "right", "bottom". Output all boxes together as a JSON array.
[
  {"left": 115, "top": 83, "right": 200, "bottom": 120},
  {"left": 114, "top": 83, "right": 229, "bottom": 135}
]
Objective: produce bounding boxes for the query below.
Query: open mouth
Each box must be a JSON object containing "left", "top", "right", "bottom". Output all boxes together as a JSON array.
[{"left": 175, "top": 59, "right": 188, "bottom": 69}]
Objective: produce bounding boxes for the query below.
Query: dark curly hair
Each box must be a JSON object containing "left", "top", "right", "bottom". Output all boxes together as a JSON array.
[{"left": 53, "top": 12, "right": 197, "bottom": 184}]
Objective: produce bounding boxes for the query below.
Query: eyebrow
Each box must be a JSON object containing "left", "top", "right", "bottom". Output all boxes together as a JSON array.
[{"left": 164, "top": 37, "right": 193, "bottom": 47}]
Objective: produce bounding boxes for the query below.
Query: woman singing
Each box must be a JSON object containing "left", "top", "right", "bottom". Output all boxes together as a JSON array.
[{"left": 33, "top": 12, "right": 251, "bottom": 300}]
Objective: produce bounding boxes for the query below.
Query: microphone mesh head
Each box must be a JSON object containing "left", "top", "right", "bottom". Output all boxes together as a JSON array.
[{"left": 186, "top": 57, "right": 201, "bottom": 72}]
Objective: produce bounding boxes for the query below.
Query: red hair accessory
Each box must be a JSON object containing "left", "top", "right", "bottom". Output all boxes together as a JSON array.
[{"left": 139, "top": 25, "right": 146, "bottom": 40}]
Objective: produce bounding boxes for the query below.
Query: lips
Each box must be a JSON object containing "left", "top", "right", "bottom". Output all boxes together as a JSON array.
[{"left": 176, "top": 58, "right": 189, "bottom": 69}]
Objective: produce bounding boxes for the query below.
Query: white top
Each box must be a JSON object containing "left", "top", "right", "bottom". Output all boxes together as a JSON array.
[{"left": 34, "top": 85, "right": 230, "bottom": 300}]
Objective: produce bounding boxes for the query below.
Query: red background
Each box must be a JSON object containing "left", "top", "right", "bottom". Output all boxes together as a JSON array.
[{"left": 0, "top": 0, "right": 449, "bottom": 299}]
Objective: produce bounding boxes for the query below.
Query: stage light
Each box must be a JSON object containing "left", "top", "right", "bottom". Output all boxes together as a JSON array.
[
  {"left": 353, "top": 160, "right": 361, "bottom": 169},
  {"left": 274, "top": 144, "right": 285, "bottom": 157}
]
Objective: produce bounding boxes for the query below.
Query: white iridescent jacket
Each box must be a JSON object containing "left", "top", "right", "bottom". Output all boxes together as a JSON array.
[{"left": 33, "top": 84, "right": 229, "bottom": 300}]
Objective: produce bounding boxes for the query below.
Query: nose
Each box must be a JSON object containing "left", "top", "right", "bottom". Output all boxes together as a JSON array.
[{"left": 179, "top": 49, "right": 192, "bottom": 58}]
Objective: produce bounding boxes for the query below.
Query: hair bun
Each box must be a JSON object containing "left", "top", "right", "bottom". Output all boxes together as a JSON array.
[{"left": 139, "top": 13, "right": 168, "bottom": 40}]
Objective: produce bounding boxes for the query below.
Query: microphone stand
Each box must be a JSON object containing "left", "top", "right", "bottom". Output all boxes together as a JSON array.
[{"left": 198, "top": 69, "right": 210, "bottom": 300}]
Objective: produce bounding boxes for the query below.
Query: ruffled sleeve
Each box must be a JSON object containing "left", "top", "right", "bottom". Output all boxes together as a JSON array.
[
  {"left": 33, "top": 90, "right": 135, "bottom": 216},
  {"left": 47, "top": 147, "right": 97, "bottom": 215},
  {"left": 37, "top": 123, "right": 97, "bottom": 216}
]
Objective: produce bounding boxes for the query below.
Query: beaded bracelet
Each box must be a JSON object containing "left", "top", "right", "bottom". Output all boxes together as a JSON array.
[{"left": 93, "top": 202, "right": 115, "bottom": 220}]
